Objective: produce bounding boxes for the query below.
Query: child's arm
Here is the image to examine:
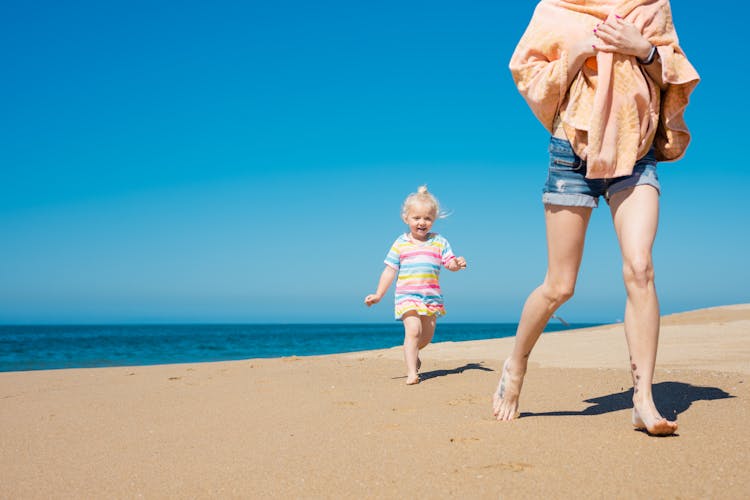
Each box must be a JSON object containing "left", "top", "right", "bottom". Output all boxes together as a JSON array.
[
  {"left": 445, "top": 256, "right": 467, "bottom": 272},
  {"left": 364, "top": 266, "right": 397, "bottom": 306}
]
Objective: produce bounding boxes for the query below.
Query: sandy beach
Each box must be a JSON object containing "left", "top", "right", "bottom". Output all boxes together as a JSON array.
[{"left": 1, "top": 304, "right": 749, "bottom": 498}]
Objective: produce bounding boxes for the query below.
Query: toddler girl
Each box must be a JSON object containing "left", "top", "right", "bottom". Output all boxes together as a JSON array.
[{"left": 364, "top": 185, "right": 467, "bottom": 384}]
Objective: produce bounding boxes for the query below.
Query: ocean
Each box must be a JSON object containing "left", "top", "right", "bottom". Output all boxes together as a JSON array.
[{"left": 0, "top": 322, "right": 601, "bottom": 372}]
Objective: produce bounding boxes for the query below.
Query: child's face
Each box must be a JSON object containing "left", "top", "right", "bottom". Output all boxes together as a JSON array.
[{"left": 403, "top": 202, "right": 435, "bottom": 241}]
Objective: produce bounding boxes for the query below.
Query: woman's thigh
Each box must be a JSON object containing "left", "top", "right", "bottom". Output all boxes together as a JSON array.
[
  {"left": 544, "top": 205, "right": 592, "bottom": 284},
  {"left": 609, "top": 185, "right": 659, "bottom": 264}
]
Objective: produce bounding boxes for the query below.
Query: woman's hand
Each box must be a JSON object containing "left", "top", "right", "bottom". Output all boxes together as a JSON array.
[
  {"left": 572, "top": 33, "right": 599, "bottom": 61},
  {"left": 593, "top": 16, "right": 652, "bottom": 60}
]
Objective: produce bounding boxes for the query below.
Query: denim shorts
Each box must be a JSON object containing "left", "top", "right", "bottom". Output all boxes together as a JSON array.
[{"left": 542, "top": 136, "right": 660, "bottom": 208}]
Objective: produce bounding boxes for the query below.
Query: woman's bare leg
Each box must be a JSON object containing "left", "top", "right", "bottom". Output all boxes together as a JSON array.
[
  {"left": 494, "top": 205, "right": 592, "bottom": 420},
  {"left": 609, "top": 185, "right": 677, "bottom": 435}
]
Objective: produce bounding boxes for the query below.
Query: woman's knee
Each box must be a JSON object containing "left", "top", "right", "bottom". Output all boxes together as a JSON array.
[
  {"left": 622, "top": 256, "right": 655, "bottom": 289},
  {"left": 541, "top": 280, "right": 576, "bottom": 305}
]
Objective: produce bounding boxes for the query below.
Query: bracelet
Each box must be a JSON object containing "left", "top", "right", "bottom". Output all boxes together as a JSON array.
[{"left": 637, "top": 45, "right": 657, "bottom": 65}]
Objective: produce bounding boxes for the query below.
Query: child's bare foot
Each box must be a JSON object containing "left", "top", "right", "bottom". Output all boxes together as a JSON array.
[
  {"left": 632, "top": 404, "right": 678, "bottom": 436},
  {"left": 492, "top": 358, "right": 525, "bottom": 421},
  {"left": 406, "top": 374, "right": 420, "bottom": 385}
]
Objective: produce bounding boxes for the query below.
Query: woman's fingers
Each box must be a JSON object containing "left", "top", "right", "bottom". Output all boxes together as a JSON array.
[{"left": 593, "top": 17, "right": 649, "bottom": 56}]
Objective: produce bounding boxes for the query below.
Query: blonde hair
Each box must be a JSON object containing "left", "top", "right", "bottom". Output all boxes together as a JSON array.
[{"left": 401, "top": 185, "right": 446, "bottom": 219}]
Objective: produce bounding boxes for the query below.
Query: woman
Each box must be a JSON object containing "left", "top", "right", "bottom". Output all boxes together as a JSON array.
[{"left": 493, "top": 0, "right": 699, "bottom": 435}]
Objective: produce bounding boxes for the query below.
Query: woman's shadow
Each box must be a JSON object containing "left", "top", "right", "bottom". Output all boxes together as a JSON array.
[{"left": 520, "top": 381, "right": 734, "bottom": 422}]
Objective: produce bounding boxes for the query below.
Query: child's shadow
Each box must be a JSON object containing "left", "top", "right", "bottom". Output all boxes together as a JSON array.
[
  {"left": 393, "top": 362, "right": 494, "bottom": 382},
  {"left": 520, "top": 381, "right": 734, "bottom": 421},
  {"left": 420, "top": 362, "right": 494, "bottom": 381}
]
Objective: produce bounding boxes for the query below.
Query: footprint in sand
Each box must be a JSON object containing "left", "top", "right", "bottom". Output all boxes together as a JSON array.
[
  {"left": 334, "top": 401, "right": 357, "bottom": 407},
  {"left": 390, "top": 407, "right": 417, "bottom": 414},
  {"left": 448, "top": 395, "right": 480, "bottom": 406},
  {"left": 449, "top": 437, "right": 481, "bottom": 443},
  {"left": 478, "top": 462, "right": 533, "bottom": 472}
]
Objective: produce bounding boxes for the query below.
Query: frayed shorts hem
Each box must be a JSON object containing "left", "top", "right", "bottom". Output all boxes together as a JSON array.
[
  {"left": 542, "top": 137, "right": 661, "bottom": 208},
  {"left": 542, "top": 192, "right": 599, "bottom": 208}
]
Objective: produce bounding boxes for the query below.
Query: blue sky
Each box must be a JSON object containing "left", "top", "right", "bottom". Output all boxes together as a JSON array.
[{"left": 1, "top": 1, "right": 747, "bottom": 324}]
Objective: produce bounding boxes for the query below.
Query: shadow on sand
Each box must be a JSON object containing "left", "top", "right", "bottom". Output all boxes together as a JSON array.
[
  {"left": 393, "top": 362, "right": 494, "bottom": 382},
  {"left": 520, "top": 381, "right": 734, "bottom": 422},
  {"left": 420, "top": 362, "right": 495, "bottom": 381}
]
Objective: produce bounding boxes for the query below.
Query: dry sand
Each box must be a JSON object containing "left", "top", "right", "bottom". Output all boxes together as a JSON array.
[{"left": 1, "top": 304, "right": 749, "bottom": 498}]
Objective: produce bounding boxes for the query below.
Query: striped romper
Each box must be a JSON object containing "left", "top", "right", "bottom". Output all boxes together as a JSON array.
[{"left": 384, "top": 233, "right": 456, "bottom": 320}]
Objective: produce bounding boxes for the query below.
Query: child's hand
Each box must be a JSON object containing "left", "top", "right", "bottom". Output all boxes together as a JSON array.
[
  {"left": 448, "top": 256, "right": 467, "bottom": 271},
  {"left": 364, "top": 294, "right": 381, "bottom": 306}
]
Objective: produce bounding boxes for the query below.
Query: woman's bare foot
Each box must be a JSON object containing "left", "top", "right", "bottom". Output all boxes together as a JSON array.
[
  {"left": 632, "top": 403, "right": 678, "bottom": 436},
  {"left": 492, "top": 358, "right": 525, "bottom": 421}
]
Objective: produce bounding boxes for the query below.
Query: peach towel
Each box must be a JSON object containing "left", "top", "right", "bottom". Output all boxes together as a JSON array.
[{"left": 510, "top": 0, "right": 700, "bottom": 178}]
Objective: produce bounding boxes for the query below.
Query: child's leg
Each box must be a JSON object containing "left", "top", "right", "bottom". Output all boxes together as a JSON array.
[
  {"left": 417, "top": 314, "right": 437, "bottom": 350},
  {"left": 414, "top": 314, "right": 437, "bottom": 373},
  {"left": 402, "top": 312, "right": 422, "bottom": 384}
]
